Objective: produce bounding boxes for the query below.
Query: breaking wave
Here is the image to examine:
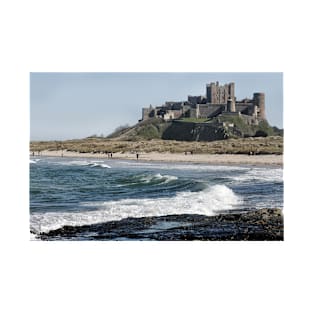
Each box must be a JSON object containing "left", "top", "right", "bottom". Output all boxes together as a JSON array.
[
  {"left": 89, "top": 163, "right": 111, "bottom": 168},
  {"left": 133, "top": 173, "right": 177, "bottom": 185},
  {"left": 57, "top": 160, "right": 111, "bottom": 168},
  {"left": 232, "top": 167, "right": 283, "bottom": 183},
  {"left": 30, "top": 159, "right": 41, "bottom": 164},
  {"left": 114, "top": 173, "right": 179, "bottom": 188},
  {"left": 30, "top": 184, "right": 242, "bottom": 233}
]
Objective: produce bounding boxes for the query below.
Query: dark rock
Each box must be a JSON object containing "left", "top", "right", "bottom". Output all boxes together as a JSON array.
[{"left": 37, "top": 208, "right": 284, "bottom": 241}]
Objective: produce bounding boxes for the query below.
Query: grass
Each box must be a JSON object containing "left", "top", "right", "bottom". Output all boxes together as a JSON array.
[{"left": 30, "top": 136, "right": 283, "bottom": 155}]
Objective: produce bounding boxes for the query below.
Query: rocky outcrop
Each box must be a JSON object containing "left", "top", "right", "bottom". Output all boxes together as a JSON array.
[{"left": 37, "top": 208, "right": 283, "bottom": 241}]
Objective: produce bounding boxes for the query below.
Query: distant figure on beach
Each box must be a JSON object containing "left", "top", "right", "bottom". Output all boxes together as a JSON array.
[
  {"left": 111, "top": 153, "right": 113, "bottom": 158},
  {"left": 136, "top": 153, "right": 139, "bottom": 160},
  {"left": 32, "top": 151, "right": 34, "bottom": 156}
]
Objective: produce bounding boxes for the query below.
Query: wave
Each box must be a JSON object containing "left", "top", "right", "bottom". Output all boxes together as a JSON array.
[
  {"left": 116, "top": 161, "right": 246, "bottom": 172},
  {"left": 231, "top": 167, "right": 283, "bottom": 183},
  {"left": 30, "top": 184, "right": 242, "bottom": 233},
  {"left": 115, "top": 173, "right": 178, "bottom": 188},
  {"left": 30, "top": 232, "right": 39, "bottom": 240},
  {"left": 138, "top": 173, "right": 178, "bottom": 184},
  {"left": 90, "top": 163, "right": 111, "bottom": 168},
  {"left": 30, "top": 159, "right": 41, "bottom": 164},
  {"left": 58, "top": 160, "right": 111, "bottom": 168}
]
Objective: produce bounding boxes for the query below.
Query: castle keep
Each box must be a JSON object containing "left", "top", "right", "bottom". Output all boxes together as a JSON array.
[{"left": 141, "top": 82, "right": 265, "bottom": 125}]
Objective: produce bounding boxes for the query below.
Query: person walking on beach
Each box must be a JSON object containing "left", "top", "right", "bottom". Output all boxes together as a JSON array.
[{"left": 136, "top": 153, "right": 139, "bottom": 160}]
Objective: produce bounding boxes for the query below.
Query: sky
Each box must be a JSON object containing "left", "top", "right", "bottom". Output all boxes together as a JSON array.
[{"left": 30, "top": 72, "right": 283, "bottom": 141}]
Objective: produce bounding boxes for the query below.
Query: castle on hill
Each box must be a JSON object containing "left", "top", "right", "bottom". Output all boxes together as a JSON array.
[{"left": 141, "top": 82, "right": 265, "bottom": 125}]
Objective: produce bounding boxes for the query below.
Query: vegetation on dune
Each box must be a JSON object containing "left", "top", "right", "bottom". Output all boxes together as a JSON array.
[{"left": 30, "top": 136, "right": 283, "bottom": 155}]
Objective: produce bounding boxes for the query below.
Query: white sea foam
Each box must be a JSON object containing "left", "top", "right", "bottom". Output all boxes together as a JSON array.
[
  {"left": 67, "top": 160, "right": 91, "bottom": 166},
  {"left": 30, "top": 232, "right": 39, "bottom": 240},
  {"left": 30, "top": 184, "right": 242, "bottom": 233},
  {"left": 116, "top": 161, "right": 245, "bottom": 172},
  {"left": 30, "top": 158, "right": 41, "bottom": 164},
  {"left": 90, "top": 163, "right": 111, "bottom": 168},
  {"left": 139, "top": 173, "right": 178, "bottom": 184},
  {"left": 232, "top": 167, "right": 283, "bottom": 183},
  {"left": 114, "top": 173, "right": 178, "bottom": 187},
  {"left": 56, "top": 160, "right": 111, "bottom": 168}
]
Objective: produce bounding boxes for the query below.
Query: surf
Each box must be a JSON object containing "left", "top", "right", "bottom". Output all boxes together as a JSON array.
[{"left": 30, "top": 184, "right": 242, "bottom": 234}]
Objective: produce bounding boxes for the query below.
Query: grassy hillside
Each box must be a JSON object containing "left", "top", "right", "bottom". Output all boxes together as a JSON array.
[
  {"left": 108, "top": 115, "right": 283, "bottom": 142},
  {"left": 107, "top": 118, "right": 171, "bottom": 141}
]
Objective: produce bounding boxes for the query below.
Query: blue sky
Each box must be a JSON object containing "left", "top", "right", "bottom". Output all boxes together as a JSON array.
[{"left": 30, "top": 72, "right": 283, "bottom": 140}]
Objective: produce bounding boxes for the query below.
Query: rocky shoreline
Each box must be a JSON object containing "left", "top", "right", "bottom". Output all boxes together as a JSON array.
[{"left": 36, "top": 208, "right": 283, "bottom": 241}]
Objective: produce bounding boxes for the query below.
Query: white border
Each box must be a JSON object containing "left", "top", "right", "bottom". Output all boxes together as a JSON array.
[{"left": 1, "top": 1, "right": 312, "bottom": 312}]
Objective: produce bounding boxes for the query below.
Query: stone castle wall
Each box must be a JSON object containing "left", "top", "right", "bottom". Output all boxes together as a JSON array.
[{"left": 141, "top": 82, "right": 265, "bottom": 122}]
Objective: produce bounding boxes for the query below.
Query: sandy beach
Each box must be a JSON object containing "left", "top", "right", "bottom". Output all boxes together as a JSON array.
[{"left": 34, "top": 150, "right": 283, "bottom": 166}]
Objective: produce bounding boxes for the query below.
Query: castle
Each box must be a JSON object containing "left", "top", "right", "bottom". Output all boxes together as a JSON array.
[{"left": 141, "top": 82, "right": 265, "bottom": 125}]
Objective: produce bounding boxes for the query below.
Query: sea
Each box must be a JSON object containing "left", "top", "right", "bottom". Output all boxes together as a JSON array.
[{"left": 30, "top": 156, "right": 283, "bottom": 240}]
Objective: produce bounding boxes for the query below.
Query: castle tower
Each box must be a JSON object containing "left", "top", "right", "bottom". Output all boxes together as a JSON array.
[
  {"left": 253, "top": 93, "right": 265, "bottom": 119},
  {"left": 207, "top": 81, "right": 235, "bottom": 104},
  {"left": 227, "top": 98, "right": 236, "bottom": 112},
  {"left": 228, "top": 82, "right": 235, "bottom": 102},
  {"left": 206, "top": 82, "right": 217, "bottom": 103}
]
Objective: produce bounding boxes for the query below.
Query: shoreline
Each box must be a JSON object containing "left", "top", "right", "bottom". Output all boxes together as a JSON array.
[
  {"left": 32, "top": 150, "right": 283, "bottom": 166},
  {"left": 36, "top": 208, "right": 284, "bottom": 241}
]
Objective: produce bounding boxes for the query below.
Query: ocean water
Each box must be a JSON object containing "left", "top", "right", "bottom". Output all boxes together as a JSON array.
[{"left": 30, "top": 156, "right": 283, "bottom": 239}]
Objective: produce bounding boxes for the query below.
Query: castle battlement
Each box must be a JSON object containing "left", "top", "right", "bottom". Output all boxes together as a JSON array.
[{"left": 140, "top": 82, "right": 265, "bottom": 123}]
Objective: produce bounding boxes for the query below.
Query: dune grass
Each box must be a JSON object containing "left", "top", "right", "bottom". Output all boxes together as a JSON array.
[{"left": 30, "top": 136, "right": 283, "bottom": 155}]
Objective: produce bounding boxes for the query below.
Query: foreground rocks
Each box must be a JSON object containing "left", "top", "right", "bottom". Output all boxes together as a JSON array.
[{"left": 36, "top": 208, "right": 283, "bottom": 241}]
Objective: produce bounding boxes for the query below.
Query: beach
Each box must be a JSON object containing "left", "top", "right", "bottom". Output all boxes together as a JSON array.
[{"left": 36, "top": 150, "right": 283, "bottom": 166}]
